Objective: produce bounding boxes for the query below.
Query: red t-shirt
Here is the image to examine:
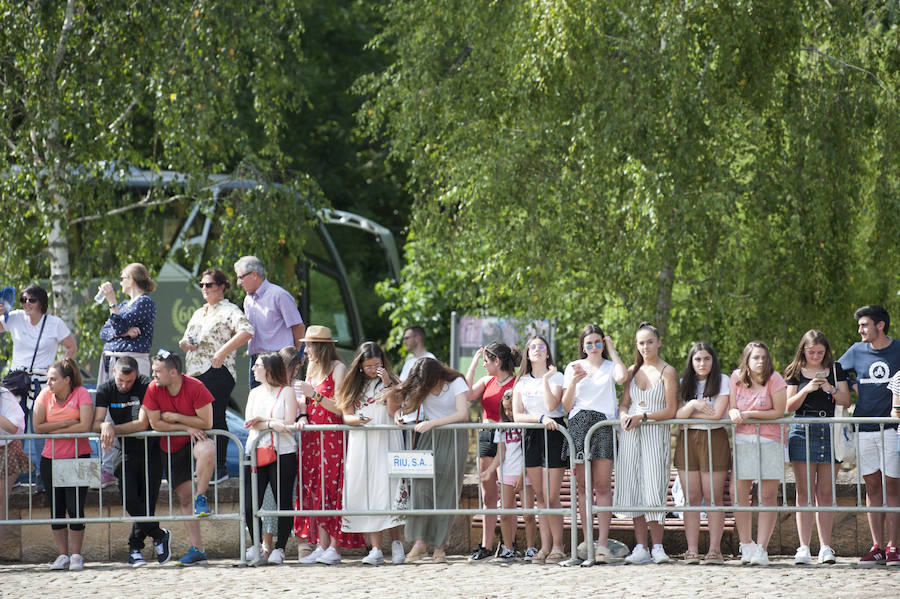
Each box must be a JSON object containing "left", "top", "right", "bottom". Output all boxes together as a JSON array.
[
  {"left": 481, "top": 376, "right": 516, "bottom": 423},
  {"left": 143, "top": 375, "right": 214, "bottom": 453}
]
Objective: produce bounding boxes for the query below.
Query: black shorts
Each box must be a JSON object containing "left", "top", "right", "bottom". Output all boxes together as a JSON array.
[
  {"left": 478, "top": 428, "right": 497, "bottom": 458},
  {"left": 163, "top": 443, "right": 193, "bottom": 489},
  {"left": 524, "top": 418, "right": 567, "bottom": 469}
]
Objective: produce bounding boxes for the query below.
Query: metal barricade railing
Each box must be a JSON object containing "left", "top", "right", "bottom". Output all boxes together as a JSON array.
[
  {"left": 0, "top": 429, "right": 245, "bottom": 557},
  {"left": 245, "top": 421, "right": 581, "bottom": 566},
  {"left": 581, "top": 416, "right": 900, "bottom": 563}
]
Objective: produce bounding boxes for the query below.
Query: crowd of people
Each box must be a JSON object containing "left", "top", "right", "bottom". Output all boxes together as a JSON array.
[{"left": 1, "top": 265, "right": 899, "bottom": 570}]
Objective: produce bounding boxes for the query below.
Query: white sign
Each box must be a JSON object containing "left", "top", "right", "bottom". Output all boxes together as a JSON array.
[
  {"left": 52, "top": 458, "right": 101, "bottom": 487},
  {"left": 387, "top": 451, "right": 434, "bottom": 478}
]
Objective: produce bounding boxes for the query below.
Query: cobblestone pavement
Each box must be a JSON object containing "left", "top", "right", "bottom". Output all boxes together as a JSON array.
[{"left": 0, "top": 556, "right": 895, "bottom": 599}]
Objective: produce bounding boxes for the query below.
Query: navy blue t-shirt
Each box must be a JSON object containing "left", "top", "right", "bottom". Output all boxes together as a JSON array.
[{"left": 838, "top": 338, "right": 900, "bottom": 431}]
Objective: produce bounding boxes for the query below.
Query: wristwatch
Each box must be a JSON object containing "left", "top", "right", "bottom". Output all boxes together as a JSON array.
[{"left": 641, "top": 412, "right": 648, "bottom": 423}]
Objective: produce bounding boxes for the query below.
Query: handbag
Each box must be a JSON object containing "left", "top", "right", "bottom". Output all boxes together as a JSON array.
[
  {"left": 831, "top": 362, "right": 856, "bottom": 463},
  {"left": 255, "top": 387, "right": 283, "bottom": 468},
  {"left": 3, "top": 315, "right": 47, "bottom": 401}
]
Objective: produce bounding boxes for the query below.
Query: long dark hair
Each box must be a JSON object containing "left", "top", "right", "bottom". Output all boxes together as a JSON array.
[
  {"left": 336, "top": 342, "right": 396, "bottom": 411},
  {"left": 278, "top": 346, "right": 303, "bottom": 380},
  {"left": 394, "top": 357, "right": 465, "bottom": 415},
  {"left": 306, "top": 341, "right": 340, "bottom": 381},
  {"left": 633, "top": 321, "right": 661, "bottom": 372},
  {"left": 578, "top": 324, "right": 609, "bottom": 360},
  {"left": 737, "top": 341, "right": 774, "bottom": 387},
  {"left": 519, "top": 335, "right": 554, "bottom": 377},
  {"left": 484, "top": 342, "right": 522, "bottom": 375},
  {"left": 784, "top": 330, "right": 835, "bottom": 380},
  {"left": 258, "top": 352, "right": 288, "bottom": 387},
  {"left": 679, "top": 342, "right": 722, "bottom": 404}
]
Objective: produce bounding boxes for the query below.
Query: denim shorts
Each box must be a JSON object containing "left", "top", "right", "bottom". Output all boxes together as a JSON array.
[{"left": 788, "top": 421, "right": 836, "bottom": 464}]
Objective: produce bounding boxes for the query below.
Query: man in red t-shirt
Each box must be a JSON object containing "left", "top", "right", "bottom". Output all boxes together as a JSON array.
[{"left": 144, "top": 350, "right": 215, "bottom": 566}]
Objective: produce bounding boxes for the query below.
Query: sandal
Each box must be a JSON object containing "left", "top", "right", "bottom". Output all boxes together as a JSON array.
[
  {"left": 683, "top": 551, "right": 701, "bottom": 565},
  {"left": 533, "top": 549, "right": 549, "bottom": 564},
  {"left": 702, "top": 550, "right": 724, "bottom": 565},
  {"left": 406, "top": 545, "right": 428, "bottom": 562},
  {"left": 545, "top": 550, "right": 566, "bottom": 564},
  {"left": 432, "top": 548, "right": 447, "bottom": 563}
]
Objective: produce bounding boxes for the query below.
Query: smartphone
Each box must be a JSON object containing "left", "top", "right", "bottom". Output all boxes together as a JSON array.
[{"left": 814, "top": 371, "right": 828, "bottom": 379}]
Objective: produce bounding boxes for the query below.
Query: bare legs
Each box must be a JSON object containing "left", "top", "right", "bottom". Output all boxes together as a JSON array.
[{"left": 678, "top": 469, "right": 728, "bottom": 554}]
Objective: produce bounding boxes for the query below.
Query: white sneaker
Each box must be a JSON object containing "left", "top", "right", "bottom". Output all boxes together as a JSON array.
[
  {"left": 739, "top": 542, "right": 757, "bottom": 564},
  {"left": 362, "top": 547, "right": 385, "bottom": 566},
  {"left": 750, "top": 546, "right": 769, "bottom": 566},
  {"left": 794, "top": 545, "right": 811, "bottom": 565},
  {"left": 391, "top": 541, "right": 405, "bottom": 564},
  {"left": 267, "top": 548, "right": 285, "bottom": 565},
  {"left": 50, "top": 554, "right": 70, "bottom": 570},
  {"left": 315, "top": 546, "right": 341, "bottom": 565},
  {"left": 69, "top": 554, "right": 84, "bottom": 571},
  {"left": 651, "top": 545, "right": 670, "bottom": 564},
  {"left": 245, "top": 545, "right": 261, "bottom": 563},
  {"left": 818, "top": 545, "right": 836, "bottom": 564},
  {"left": 625, "top": 544, "right": 651, "bottom": 565},
  {"left": 298, "top": 545, "right": 325, "bottom": 564}
]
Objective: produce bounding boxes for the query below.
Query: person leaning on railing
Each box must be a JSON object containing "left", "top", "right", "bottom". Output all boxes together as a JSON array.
[
  {"left": 0, "top": 384, "right": 27, "bottom": 541},
  {"left": 32, "top": 357, "right": 93, "bottom": 572},
  {"left": 784, "top": 330, "right": 850, "bottom": 566}
]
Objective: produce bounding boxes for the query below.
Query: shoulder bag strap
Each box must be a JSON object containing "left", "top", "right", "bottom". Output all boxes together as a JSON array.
[{"left": 28, "top": 315, "right": 48, "bottom": 373}]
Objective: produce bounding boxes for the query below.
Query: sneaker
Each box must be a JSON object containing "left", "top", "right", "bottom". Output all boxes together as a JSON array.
[
  {"left": 316, "top": 546, "right": 341, "bottom": 565},
  {"left": 651, "top": 545, "right": 670, "bottom": 564},
  {"left": 50, "top": 554, "right": 70, "bottom": 570},
  {"left": 101, "top": 471, "right": 117, "bottom": 489},
  {"left": 859, "top": 545, "right": 886, "bottom": 567},
  {"left": 625, "top": 544, "right": 651, "bottom": 565},
  {"left": 794, "top": 545, "right": 811, "bottom": 565},
  {"left": 154, "top": 529, "right": 172, "bottom": 564},
  {"left": 128, "top": 550, "right": 147, "bottom": 568},
  {"left": 245, "top": 544, "right": 261, "bottom": 563},
  {"left": 69, "top": 554, "right": 84, "bottom": 570},
  {"left": 361, "top": 547, "right": 385, "bottom": 566},
  {"left": 193, "top": 493, "right": 210, "bottom": 517},
  {"left": 495, "top": 545, "right": 517, "bottom": 563},
  {"left": 750, "top": 546, "right": 769, "bottom": 566},
  {"left": 267, "top": 548, "right": 285, "bottom": 565},
  {"left": 523, "top": 547, "right": 538, "bottom": 562},
  {"left": 299, "top": 546, "right": 325, "bottom": 564},
  {"left": 177, "top": 546, "right": 208, "bottom": 566},
  {"left": 468, "top": 544, "right": 493, "bottom": 562},
  {"left": 739, "top": 542, "right": 757, "bottom": 564},
  {"left": 887, "top": 545, "right": 900, "bottom": 566},
  {"left": 212, "top": 468, "right": 230, "bottom": 484},
  {"left": 576, "top": 541, "right": 588, "bottom": 560},
  {"left": 391, "top": 540, "right": 405, "bottom": 564},
  {"left": 818, "top": 545, "right": 836, "bottom": 565}
]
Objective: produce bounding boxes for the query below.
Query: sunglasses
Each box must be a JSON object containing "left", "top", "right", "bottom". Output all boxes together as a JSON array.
[
  {"left": 199, "top": 282, "right": 218, "bottom": 289},
  {"left": 584, "top": 341, "right": 603, "bottom": 350},
  {"left": 529, "top": 343, "right": 547, "bottom": 351},
  {"left": 155, "top": 348, "right": 172, "bottom": 359},
  {"left": 20, "top": 297, "right": 39, "bottom": 304}
]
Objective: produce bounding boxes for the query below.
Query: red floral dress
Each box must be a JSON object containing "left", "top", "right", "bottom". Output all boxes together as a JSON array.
[{"left": 293, "top": 371, "right": 365, "bottom": 548}]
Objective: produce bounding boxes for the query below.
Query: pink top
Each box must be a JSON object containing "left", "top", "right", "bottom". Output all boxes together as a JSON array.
[
  {"left": 729, "top": 370, "right": 787, "bottom": 443},
  {"left": 36, "top": 386, "right": 93, "bottom": 459}
]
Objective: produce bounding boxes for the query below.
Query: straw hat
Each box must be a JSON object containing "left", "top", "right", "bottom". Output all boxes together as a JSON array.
[{"left": 299, "top": 325, "right": 336, "bottom": 343}]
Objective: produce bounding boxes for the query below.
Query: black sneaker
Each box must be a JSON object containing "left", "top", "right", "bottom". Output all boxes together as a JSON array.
[
  {"left": 468, "top": 544, "right": 493, "bottom": 562},
  {"left": 128, "top": 550, "right": 147, "bottom": 568},
  {"left": 494, "top": 545, "right": 517, "bottom": 563},
  {"left": 154, "top": 529, "right": 171, "bottom": 564}
]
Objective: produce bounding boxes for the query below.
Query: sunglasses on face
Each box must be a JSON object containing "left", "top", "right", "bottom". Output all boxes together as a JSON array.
[
  {"left": 20, "top": 297, "right": 39, "bottom": 304},
  {"left": 584, "top": 341, "right": 603, "bottom": 350},
  {"left": 199, "top": 282, "right": 218, "bottom": 289},
  {"left": 529, "top": 343, "right": 546, "bottom": 351}
]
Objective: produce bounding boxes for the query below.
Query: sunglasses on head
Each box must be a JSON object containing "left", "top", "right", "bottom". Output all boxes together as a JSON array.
[
  {"left": 155, "top": 348, "right": 172, "bottom": 360},
  {"left": 20, "top": 297, "right": 39, "bottom": 304}
]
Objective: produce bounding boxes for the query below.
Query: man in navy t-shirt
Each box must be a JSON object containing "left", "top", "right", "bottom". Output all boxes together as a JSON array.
[{"left": 838, "top": 305, "right": 900, "bottom": 566}]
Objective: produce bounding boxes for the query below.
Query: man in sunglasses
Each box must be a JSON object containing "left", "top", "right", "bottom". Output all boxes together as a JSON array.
[
  {"left": 233, "top": 256, "right": 305, "bottom": 389},
  {"left": 143, "top": 350, "right": 215, "bottom": 566}
]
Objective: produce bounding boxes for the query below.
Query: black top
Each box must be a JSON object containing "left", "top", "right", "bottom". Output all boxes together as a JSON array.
[
  {"left": 787, "top": 363, "right": 847, "bottom": 416},
  {"left": 95, "top": 374, "right": 160, "bottom": 457}
]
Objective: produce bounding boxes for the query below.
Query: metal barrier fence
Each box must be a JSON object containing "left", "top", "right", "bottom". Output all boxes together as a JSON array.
[
  {"left": 246, "top": 422, "right": 581, "bottom": 565},
  {"left": 0, "top": 430, "right": 246, "bottom": 561},
  {"left": 581, "top": 416, "right": 900, "bottom": 563}
]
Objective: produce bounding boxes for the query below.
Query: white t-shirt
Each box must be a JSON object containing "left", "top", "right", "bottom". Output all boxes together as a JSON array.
[
  {"left": 684, "top": 374, "right": 731, "bottom": 430},
  {"left": 563, "top": 359, "right": 618, "bottom": 420},
  {"left": 399, "top": 351, "right": 437, "bottom": 381},
  {"left": 422, "top": 377, "right": 469, "bottom": 420},
  {"left": 0, "top": 388, "right": 25, "bottom": 446},
  {"left": 493, "top": 428, "right": 525, "bottom": 479},
  {"left": 515, "top": 372, "right": 565, "bottom": 418},
  {"left": 4, "top": 311, "right": 71, "bottom": 373}
]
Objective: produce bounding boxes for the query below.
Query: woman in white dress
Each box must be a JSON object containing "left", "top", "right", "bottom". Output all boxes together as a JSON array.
[{"left": 336, "top": 342, "right": 404, "bottom": 566}]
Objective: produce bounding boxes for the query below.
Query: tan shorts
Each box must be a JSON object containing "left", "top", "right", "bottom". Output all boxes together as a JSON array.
[{"left": 673, "top": 428, "right": 731, "bottom": 472}]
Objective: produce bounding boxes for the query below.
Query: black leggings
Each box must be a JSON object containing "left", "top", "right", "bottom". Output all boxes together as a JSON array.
[
  {"left": 40, "top": 456, "right": 89, "bottom": 531},
  {"left": 196, "top": 366, "right": 235, "bottom": 471},
  {"left": 244, "top": 452, "right": 297, "bottom": 550}
]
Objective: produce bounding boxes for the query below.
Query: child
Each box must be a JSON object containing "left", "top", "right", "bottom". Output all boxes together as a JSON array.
[{"left": 481, "top": 389, "right": 537, "bottom": 562}]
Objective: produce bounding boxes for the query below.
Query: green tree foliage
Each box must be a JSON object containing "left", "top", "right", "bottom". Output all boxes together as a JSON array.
[
  {"left": 363, "top": 1, "right": 900, "bottom": 367},
  {"left": 0, "top": 1, "right": 316, "bottom": 357}
]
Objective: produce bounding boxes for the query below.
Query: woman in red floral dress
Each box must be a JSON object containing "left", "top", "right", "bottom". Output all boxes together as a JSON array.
[{"left": 289, "top": 326, "right": 365, "bottom": 563}]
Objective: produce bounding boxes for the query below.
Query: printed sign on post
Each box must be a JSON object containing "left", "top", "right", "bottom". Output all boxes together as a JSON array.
[{"left": 387, "top": 451, "right": 434, "bottom": 478}]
